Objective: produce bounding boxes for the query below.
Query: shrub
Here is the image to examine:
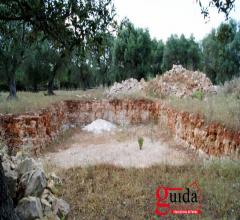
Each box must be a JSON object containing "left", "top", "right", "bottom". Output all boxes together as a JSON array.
[
  {"left": 220, "top": 77, "right": 240, "bottom": 98},
  {"left": 138, "top": 137, "right": 144, "bottom": 150},
  {"left": 192, "top": 90, "right": 204, "bottom": 100}
]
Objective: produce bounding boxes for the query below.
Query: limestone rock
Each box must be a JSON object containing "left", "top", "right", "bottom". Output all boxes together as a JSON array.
[
  {"left": 145, "top": 65, "right": 214, "bottom": 98},
  {"left": 47, "top": 172, "right": 62, "bottom": 186},
  {"left": 4, "top": 169, "right": 18, "bottom": 199},
  {"left": 20, "top": 169, "right": 47, "bottom": 197},
  {"left": 2, "top": 155, "right": 18, "bottom": 199},
  {"left": 53, "top": 198, "right": 70, "bottom": 219},
  {"left": 106, "top": 78, "right": 145, "bottom": 97},
  {"left": 17, "top": 158, "right": 40, "bottom": 176},
  {"left": 15, "top": 197, "right": 43, "bottom": 220},
  {"left": 41, "top": 198, "right": 52, "bottom": 217}
]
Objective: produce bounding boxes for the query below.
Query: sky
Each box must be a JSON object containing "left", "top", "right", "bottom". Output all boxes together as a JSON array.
[{"left": 113, "top": 0, "right": 240, "bottom": 42}]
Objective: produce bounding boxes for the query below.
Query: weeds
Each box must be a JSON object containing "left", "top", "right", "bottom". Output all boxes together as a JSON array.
[
  {"left": 167, "top": 94, "right": 240, "bottom": 131},
  {"left": 192, "top": 90, "right": 204, "bottom": 100},
  {"left": 220, "top": 77, "right": 240, "bottom": 98},
  {"left": 138, "top": 137, "right": 144, "bottom": 150},
  {"left": 0, "top": 89, "right": 105, "bottom": 114}
]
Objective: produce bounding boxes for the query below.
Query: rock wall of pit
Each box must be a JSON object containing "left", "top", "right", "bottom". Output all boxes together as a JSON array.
[{"left": 0, "top": 100, "right": 239, "bottom": 158}]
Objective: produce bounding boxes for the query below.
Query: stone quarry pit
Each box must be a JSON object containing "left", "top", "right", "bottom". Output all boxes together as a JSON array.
[
  {"left": 0, "top": 99, "right": 239, "bottom": 164},
  {"left": 44, "top": 123, "right": 200, "bottom": 169},
  {"left": 1, "top": 97, "right": 239, "bottom": 219}
]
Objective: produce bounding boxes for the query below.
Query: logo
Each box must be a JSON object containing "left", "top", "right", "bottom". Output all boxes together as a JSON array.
[{"left": 145, "top": 180, "right": 202, "bottom": 218}]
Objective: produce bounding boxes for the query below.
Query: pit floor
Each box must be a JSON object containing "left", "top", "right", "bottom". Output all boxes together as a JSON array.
[{"left": 44, "top": 124, "right": 201, "bottom": 169}]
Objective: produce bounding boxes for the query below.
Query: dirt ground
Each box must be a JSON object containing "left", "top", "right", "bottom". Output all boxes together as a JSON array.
[
  {"left": 44, "top": 124, "right": 201, "bottom": 169},
  {"left": 42, "top": 124, "right": 240, "bottom": 220}
]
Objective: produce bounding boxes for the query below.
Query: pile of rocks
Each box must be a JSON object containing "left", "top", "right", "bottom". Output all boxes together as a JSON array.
[
  {"left": 1, "top": 147, "right": 70, "bottom": 220},
  {"left": 82, "top": 119, "right": 117, "bottom": 134},
  {"left": 145, "top": 65, "right": 214, "bottom": 98},
  {"left": 106, "top": 78, "right": 145, "bottom": 97}
]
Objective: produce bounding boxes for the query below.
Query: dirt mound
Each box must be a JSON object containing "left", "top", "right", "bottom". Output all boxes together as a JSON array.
[
  {"left": 106, "top": 78, "right": 145, "bottom": 97},
  {"left": 145, "top": 65, "right": 214, "bottom": 98}
]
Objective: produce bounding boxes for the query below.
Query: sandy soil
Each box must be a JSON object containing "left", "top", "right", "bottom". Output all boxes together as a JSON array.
[{"left": 44, "top": 125, "right": 200, "bottom": 169}]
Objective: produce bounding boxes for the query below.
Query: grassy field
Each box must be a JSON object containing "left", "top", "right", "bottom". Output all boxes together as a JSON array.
[
  {"left": 55, "top": 161, "right": 240, "bottom": 220},
  {"left": 166, "top": 94, "right": 240, "bottom": 131},
  {"left": 0, "top": 89, "right": 105, "bottom": 114}
]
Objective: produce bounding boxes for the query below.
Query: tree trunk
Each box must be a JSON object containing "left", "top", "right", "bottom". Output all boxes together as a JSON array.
[
  {"left": 0, "top": 159, "right": 19, "bottom": 220},
  {"left": 7, "top": 75, "right": 17, "bottom": 100},
  {"left": 47, "top": 73, "right": 56, "bottom": 95},
  {"left": 32, "top": 82, "right": 38, "bottom": 93},
  {"left": 47, "top": 48, "right": 71, "bottom": 96}
]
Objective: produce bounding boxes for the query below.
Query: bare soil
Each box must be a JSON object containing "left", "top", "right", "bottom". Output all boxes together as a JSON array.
[
  {"left": 44, "top": 124, "right": 200, "bottom": 169},
  {"left": 42, "top": 124, "right": 240, "bottom": 219}
]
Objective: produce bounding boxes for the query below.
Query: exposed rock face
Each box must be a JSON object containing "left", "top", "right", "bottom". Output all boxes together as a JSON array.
[
  {"left": 4, "top": 169, "right": 18, "bottom": 199},
  {"left": 1, "top": 153, "right": 18, "bottom": 199},
  {"left": 145, "top": 65, "right": 214, "bottom": 98},
  {"left": 53, "top": 198, "right": 70, "bottom": 219},
  {"left": 16, "top": 197, "right": 43, "bottom": 220},
  {"left": 0, "top": 157, "right": 19, "bottom": 220},
  {"left": 17, "top": 158, "right": 40, "bottom": 176},
  {"left": 0, "top": 101, "right": 68, "bottom": 155},
  {"left": 0, "top": 149, "right": 70, "bottom": 220},
  {"left": 0, "top": 99, "right": 239, "bottom": 158},
  {"left": 20, "top": 169, "right": 47, "bottom": 197}
]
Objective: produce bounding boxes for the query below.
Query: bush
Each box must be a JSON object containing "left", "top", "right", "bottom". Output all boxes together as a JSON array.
[
  {"left": 220, "top": 77, "right": 240, "bottom": 98},
  {"left": 192, "top": 90, "right": 204, "bottom": 100},
  {"left": 138, "top": 137, "right": 144, "bottom": 150}
]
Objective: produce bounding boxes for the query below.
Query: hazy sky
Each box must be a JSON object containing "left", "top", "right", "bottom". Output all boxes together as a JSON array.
[{"left": 113, "top": 0, "right": 240, "bottom": 42}]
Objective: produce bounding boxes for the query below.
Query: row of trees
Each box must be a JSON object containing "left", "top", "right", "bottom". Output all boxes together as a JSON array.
[
  {"left": 112, "top": 19, "right": 240, "bottom": 84},
  {"left": 0, "top": 1, "right": 239, "bottom": 99}
]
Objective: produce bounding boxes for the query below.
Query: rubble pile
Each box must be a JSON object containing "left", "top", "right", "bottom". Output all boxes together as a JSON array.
[
  {"left": 145, "top": 65, "right": 214, "bottom": 98},
  {"left": 1, "top": 147, "right": 70, "bottom": 220},
  {"left": 83, "top": 119, "right": 116, "bottom": 134},
  {"left": 106, "top": 78, "right": 145, "bottom": 97}
]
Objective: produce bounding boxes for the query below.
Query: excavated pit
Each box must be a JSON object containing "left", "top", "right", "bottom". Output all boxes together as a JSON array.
[
  {"left": 0, "top": 99, "right": 239, "bottom": 159},
  {"left": 44, "top": 125, "right": 199, "bottom": 168}
]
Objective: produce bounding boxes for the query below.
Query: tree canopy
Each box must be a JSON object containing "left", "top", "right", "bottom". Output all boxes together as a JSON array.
[
  {"left": 0, "top": 1, "right": 239, "bottom": 98},
  {"left": 197, "top": 0, "right": 236, "bottom": 19},
  {"left": 0, "top": 0, "right": 115, "bottom": 97}
]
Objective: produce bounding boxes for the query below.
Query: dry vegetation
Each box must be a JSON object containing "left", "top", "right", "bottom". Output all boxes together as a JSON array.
[
  {"left": 1, "top": 75, "right": 240, "bottom": 132},
  {"left": 1, "top": 85, "right": 240, "bottom": 132},
  {"left": 167, "top": 94, "right": 240, "bottom": 131},
  {"left": 55, "top": 161, "right": 240, "bottom": 220},
  {"left": 42, "top": 124, "right": 240, "bottom": 219},
  {"left": 0, "top": 89, "right": 105, "bottom": 114},
  {"left": 1, "top": 80, "right": 239, "bottom": 219}
]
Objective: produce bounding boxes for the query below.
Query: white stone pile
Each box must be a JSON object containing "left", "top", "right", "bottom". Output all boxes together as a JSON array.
[
  {"left": 145, "top": 65, "right": 214, "bottom": 98},
  {"left": 1, "top": 146, "right": 70, "bottom": 220},
  {"left": 106, "top": 78, "right": 145, "bottom": 97},
  {"left": 82, "top": 119, "right": 116, "bottom": 134}
]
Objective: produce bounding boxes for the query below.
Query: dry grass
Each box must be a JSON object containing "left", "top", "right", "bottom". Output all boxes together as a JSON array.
[
  {"left": 1, "top": 85, "right": 240, "bottom": 131},
  {"left": 55, "top": 161, "right": 240, "bottom": 220},
  {"left": 220, "top": 77, "right": 240, "bottom": 97},
  {"left": 108, "top": 90, "right": 157, "bottom": 102},
  {"left": 42, "top": 124, "right": 239, "bottom": 219},
  {"left": 0, "top": 88, "right": 105, "bottom": 114},
  {"left": 167, "top": 94, "right": 240, "bottom": 131}
]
